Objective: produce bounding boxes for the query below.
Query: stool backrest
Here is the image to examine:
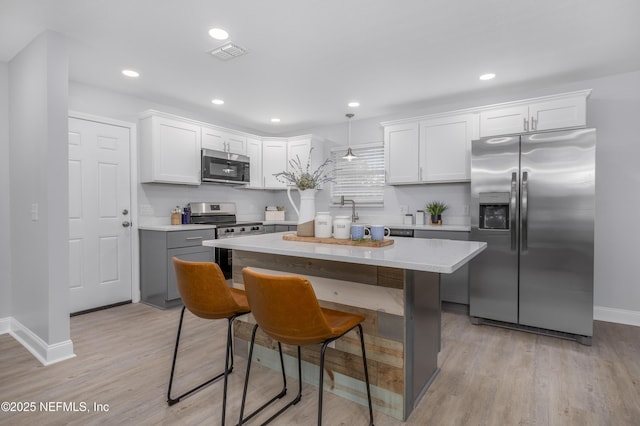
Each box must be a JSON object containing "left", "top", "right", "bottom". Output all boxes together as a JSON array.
[
  {"left": 242, "top": 267, "right": 332, "bottom": 346},
  {"left": 172, "top": 257, "right": 244, "bottom": 319}
]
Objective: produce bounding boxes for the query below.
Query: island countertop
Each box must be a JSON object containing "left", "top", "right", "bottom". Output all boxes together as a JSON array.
[{"left": 203, "top": 232, "right": 486, "bottom": 274}]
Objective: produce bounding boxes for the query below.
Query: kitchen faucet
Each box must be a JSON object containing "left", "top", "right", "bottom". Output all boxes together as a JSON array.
[{"left": 340, "top": 196, "right": 359, "bottom": 222}]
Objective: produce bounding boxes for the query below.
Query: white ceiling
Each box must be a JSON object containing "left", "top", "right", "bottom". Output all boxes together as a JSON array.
[{"left": 2, "top": 0, "right": 640, "bottom": 135}]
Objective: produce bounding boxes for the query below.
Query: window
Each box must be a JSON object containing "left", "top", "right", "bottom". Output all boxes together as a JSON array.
[{"left": 330, "top": 143, "right": 385, "bottom": 205}]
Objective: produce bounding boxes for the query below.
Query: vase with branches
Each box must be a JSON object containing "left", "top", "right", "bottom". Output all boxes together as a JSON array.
[{"left": 274, "top": 148, "right": 334, "bottom": 236}]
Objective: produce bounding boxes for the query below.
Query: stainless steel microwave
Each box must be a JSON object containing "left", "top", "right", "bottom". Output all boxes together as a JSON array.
[{"left": 201, "top": 149, "right": 250, "bottom": 184}]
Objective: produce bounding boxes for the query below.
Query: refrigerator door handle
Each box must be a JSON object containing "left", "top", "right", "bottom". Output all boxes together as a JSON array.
[
  {"left": 510, "top": 172, "right": 517, "bottom": 251},
  {"left": 521, "top": 171, "right": 529, "bottom": 253}
]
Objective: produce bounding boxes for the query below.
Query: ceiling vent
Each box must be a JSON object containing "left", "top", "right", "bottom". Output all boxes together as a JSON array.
[{"left": 209, "top": 42, "right": 247, "bottom": 60}]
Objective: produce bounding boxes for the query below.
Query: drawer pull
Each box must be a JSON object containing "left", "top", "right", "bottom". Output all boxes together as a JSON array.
[{"left": 185, "top": 236, "right": 204, "bottom": 240}]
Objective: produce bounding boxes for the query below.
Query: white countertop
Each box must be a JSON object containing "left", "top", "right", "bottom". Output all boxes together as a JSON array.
[{"left": 203, "top": 232, "right": 486, "bottom": 274}]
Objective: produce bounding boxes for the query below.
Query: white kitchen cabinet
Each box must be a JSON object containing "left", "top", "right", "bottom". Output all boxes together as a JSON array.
[
  {"left": 419, "top": 114, "right": 475, "bottom": 182},
  {"left": 383, "top": 114, "right": 474, "bottom": 185},
  {"left": 201, "top": 126, "right": 246, "bottom": 154},
  {"left": 479, "top": 91, "right": 588, "bottom": 137},
  {"left": 384, "top": 122, "right": 420, "bottom": 184},
  {"left": 246, "top": 137, "right": 263, "bottom": 188},
  {"left": 139, "top": 113, "right": 201, "bottom": 185},
  {"left": 288, "top": 135, "right": 324, "bottom": 170},
  {"left": 262, "top": 139, "right": 288, "bottom": 188}
]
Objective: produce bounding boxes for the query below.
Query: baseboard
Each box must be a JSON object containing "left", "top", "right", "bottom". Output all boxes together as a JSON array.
[
  {"left": 0, "top": 317, "right": 10, "bottom": 334},
  {"left": 7, "top": 317, "right": 75, "bottom": 366},
  {"left": 594, "top": 306, "right": 640, "bottom": 327}
]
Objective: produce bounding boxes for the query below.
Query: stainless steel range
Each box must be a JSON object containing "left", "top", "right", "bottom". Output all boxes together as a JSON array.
[{"left": 188, "top": 202, "right": 264, "bottom": 279}]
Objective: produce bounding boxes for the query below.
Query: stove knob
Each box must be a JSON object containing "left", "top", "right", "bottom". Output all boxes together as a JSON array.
[{"left": 240, "top": 227, "right": 246, "bottom": 232}]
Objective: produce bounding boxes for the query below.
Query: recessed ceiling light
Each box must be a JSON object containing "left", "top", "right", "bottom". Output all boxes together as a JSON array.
[
  {"left": 479, "top": 73, "right": 496, "bottom": 81},
  {"left": 209, "top": 28, "right": 229, "bottom": 40},
  {"left": 348, "top": 101, "right": 360, "bottom": 108},
  {"left": 211, "top": 99, "right": 224, "bottom": 105},
  {"left": 122, "top": 69, "right": 140, "bottom": 78},
  {"left": 271, "top": 118, "right": 281, "bottom": 123}
]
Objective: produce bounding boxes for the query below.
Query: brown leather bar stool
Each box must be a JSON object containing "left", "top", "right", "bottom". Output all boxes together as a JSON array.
[
  {"left": 239, "top": 267, "right": 374, "bottom": 425},
  {"left": 168, "top": 257, "right": 250, "bottom": 426}
]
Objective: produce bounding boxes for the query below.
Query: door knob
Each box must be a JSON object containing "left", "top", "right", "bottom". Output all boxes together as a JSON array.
[
  {"left": 122, "top": 221, "right": 131, "bottom": 228},
  {"left": 122, "top": 209, "right": 129, "bottom": 215}
]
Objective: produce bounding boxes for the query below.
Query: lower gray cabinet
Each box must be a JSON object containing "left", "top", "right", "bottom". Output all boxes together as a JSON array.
[
  {"left": 264, "top": 224, "right": 297, "bottom": 233},
  {"left": 140, "top": 228, "right": 215, "bottom": 309},
  {"left": 414, "top": 230, "right": 470, "bottom": 305}
]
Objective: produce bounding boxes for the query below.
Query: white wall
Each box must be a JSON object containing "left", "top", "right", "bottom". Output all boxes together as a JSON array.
[
  {"left": 0, "top": 61, "right": 10, "bottom": 319},
  {"left": 9, "top": 31, "right": 72, "bottom": 356}
]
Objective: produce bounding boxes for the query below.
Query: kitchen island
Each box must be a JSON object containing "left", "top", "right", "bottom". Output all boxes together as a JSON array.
[{"left": 203, "top": 232, "right": 486, "bottom": 420}]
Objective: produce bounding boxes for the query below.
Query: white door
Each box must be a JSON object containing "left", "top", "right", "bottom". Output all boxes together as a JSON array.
[{"left": 68, "top": 117, "right": 132, "bottom": 313}]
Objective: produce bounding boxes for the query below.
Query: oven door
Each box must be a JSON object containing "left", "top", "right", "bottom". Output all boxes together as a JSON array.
[
  {"left": 215, "top": 247, "right": 233, "bottom": 280},
  {"left": 201, "top": 149, "right": 250, "bottom": 184}
]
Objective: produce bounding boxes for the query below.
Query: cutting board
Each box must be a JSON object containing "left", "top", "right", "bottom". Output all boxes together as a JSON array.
[{"left": 282, "top": 233, "right": 394, "bottom": 247}]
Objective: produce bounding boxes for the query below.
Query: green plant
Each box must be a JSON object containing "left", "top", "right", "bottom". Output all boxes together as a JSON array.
[
  {"left": 425, "top": 201, "right": 448, "bottom": 216},
  {"left": 273, "top": 147, "right": 334, "bottom": 190}
]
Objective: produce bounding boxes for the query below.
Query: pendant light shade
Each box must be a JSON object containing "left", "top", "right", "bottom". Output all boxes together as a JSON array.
[{"left": 342, "top": 113, "right": 357, "bottom": 161}]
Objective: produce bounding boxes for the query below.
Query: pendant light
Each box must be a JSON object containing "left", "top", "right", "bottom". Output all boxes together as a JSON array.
[{"left": 342, "top": 113, "right": 357, "bottom": 161}]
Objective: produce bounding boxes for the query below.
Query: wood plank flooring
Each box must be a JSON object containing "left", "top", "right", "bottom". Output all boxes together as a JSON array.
[{"left": 1, "top": 303, "right": 639, "bottom": 425}]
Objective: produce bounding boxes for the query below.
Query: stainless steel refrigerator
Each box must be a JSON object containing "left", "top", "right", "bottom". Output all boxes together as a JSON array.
[{"left": 469, "top": 128, "right": 595, "bottom": 344}]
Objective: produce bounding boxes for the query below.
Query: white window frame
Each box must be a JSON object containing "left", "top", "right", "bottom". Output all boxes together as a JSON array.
[{"left": 330, "top": 142, "right": 385, "bottom": 206}]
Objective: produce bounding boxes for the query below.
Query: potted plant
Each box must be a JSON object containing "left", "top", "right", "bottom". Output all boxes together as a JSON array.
[{"left": 425, "top": 201, "right": 448, "bottom": 225}]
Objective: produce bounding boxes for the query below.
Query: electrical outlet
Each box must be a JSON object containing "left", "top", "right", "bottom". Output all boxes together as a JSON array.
[
  {"left": 400, "top": 205, "right": 409, "bottom": 215},
  {"left": 463, "top": 204, "right": 469, "bottom": 215},
  {"left": 31, "top": 203, "right": 39, "bottom": 221}
]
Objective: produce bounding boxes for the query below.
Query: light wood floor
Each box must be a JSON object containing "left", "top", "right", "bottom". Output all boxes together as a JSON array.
[{"left": 1, "top": 303, "right": 639, "bottom": 425}]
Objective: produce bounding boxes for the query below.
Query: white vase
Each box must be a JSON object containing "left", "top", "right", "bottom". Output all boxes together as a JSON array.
[{"left": 287, "top": 187, "right": 316, "bottom": 237}]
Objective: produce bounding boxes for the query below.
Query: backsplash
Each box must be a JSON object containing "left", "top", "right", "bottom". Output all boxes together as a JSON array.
[{"left": 138, "top": 181, "right": 470, "bottom": 227}]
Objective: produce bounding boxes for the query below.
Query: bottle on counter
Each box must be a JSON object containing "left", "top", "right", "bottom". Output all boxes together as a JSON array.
[
  {"left": 171, "top": 206, "right": 181, "bottom": 225},
  {"left": 314, "top": 212, "right": 332, "bottom": 238},
  {"left": 182, "top": 206, "right": 191, "bottom": 224}
]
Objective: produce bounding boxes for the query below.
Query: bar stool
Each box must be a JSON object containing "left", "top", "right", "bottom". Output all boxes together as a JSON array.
[
  {"left": 239, "top": 267, "right": 374, "bottom": 426},
  {"left": 168, "top": 257, "right": 250, "bottom": 426}
]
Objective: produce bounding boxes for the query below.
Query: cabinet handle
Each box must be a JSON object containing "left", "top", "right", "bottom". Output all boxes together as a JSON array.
[
  {"left": 419, "top": 167, "right": 423, "bottom": 181},
  {"left": 523, "top": 117, "right": 529, "bottom": 132},
  {"left": 531, "top": 116, "right": 537, "bottom": 131},
  {"left": 185, "top": 236, "right": 203, "bottom": 240}
]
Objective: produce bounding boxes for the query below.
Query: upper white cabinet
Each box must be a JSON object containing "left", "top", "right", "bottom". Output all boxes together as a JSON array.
[
  {"left": 262, "top": 139, "right": 288, "bottom": 188},
  {"left": 479, "top": 91, "right": 589, "bottom": 137},
  {"left": 383, "top": 90, "right": 590, "bottom": 185},
  {"left": 384, "top": 122, "right": 420, "bottom": 184},
  {"left": 201, "top": 126, "right": 246, "bottom": 154},
  {"left": 287, "top": 135, "right": 325, "bottom": 187},
  {"left": 245, "top": 137, "right": 263, "bottom": 189},
  {"left": 383, "top": 114, "right": 475, "bottom": 185},
  {"left": 420, "top": 114, "right": 476, "bottom": 182},
  {"left": 139, "top": 113, "right": 201, "bottom": 185}
]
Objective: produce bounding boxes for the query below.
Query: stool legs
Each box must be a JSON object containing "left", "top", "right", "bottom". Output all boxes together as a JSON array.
[
  {"left": 239, "top": 325, "right": 303, "bottom": 425},
  {"left": 319, "top": 324, "right": 374, "bottom": 426},
  {"left": 167, "top": 307, "right": 243, "bottom": 426},
  {"left": 239, "top": 323, "right": 373, "bottom": 425}
]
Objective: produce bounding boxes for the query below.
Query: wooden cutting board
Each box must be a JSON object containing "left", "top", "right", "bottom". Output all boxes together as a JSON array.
[{"left": 282, "top": 233, "right": 394, "bottom": 247}]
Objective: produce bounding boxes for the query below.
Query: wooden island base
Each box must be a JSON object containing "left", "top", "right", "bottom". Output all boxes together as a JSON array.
[{"left": 230, "top": 250, "right": 441, "bottom": 421}]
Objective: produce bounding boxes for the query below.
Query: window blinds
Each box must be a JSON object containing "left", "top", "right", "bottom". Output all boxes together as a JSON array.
[{"left": 330, "top": 143, "right": 385, "bottom": 205}]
